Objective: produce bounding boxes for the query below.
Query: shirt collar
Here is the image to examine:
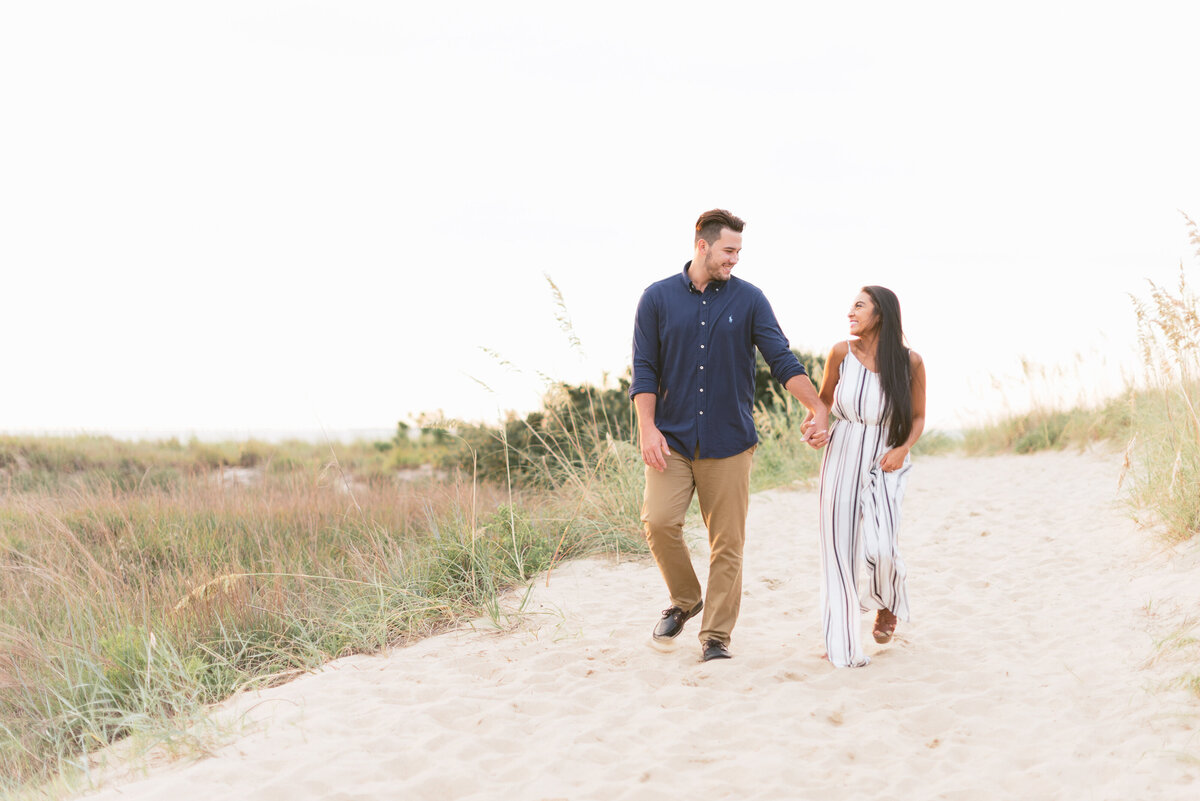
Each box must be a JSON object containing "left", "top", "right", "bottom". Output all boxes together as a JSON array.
[{"left": 680, "top": 261, "right": 728, "bottom": 295}]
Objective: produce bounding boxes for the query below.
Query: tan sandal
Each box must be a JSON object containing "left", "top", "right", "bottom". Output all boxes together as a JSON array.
[{"left": 873, "top": 609, "right": 897, "bottom": 644}]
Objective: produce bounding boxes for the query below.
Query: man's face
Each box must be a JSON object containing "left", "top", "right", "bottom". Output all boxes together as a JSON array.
[{"left": 701, "top": 228, "right": 742, "bottom": 282}]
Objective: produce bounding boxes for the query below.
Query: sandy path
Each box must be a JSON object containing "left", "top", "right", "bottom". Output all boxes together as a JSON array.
[{"left": 82, "top": 451, "right": 1200, "bottom": 800}]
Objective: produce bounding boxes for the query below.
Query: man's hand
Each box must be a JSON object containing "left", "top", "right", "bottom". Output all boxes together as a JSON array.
[
  {"left": 785, "top": 375, "right": 830, "bottom": 450},
  {"left": 641, "top": 426, "right": 671, "bottom": 472},
  {"left": 802, "top": 408, "right": 830, "bottom": 449}
]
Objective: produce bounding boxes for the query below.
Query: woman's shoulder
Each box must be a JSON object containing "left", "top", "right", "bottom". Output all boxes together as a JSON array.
[
  {"left": 908, "top": 349, "right": 924, "bottom": 369},
  {"left": 825, "top": 340, "right": 850, "bottom": 371}
]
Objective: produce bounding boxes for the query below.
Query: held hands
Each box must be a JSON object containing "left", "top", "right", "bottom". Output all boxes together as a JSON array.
[
  {"left": 640, "top": 426, "right": 671, "bottom": 472},
  {"left": 879, "top": 446, "right": 909, "bottom": 472},
  {"left": 800, "top": 410, "right": 830, "bottom": 450}
]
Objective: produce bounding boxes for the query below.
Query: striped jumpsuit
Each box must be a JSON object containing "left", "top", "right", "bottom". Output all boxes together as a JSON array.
[{"left": 818, "top": 345, "right": 911, "bottom": 668}]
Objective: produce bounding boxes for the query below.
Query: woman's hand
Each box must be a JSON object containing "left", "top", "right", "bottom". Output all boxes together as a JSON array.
[
  {"left": 799, "top": 412, "right": 829, "bottom": 448},
  {"left": 879, "top": 446, "right": 909, "bottom": 472}
]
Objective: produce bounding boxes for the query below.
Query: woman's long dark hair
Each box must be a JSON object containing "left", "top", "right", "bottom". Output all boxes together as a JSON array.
[{"left": 862, "top": 286, "right": 912, "bottom": 448}]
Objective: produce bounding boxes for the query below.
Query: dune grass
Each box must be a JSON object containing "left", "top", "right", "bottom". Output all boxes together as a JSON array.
[
  {"left": 0, "top": 383, "right": 835, "bottom": 796},
  {"left": 961, "top": 389, "right": 1134, "bottom": 456},
  {"left": 1123, "top": 216, "right": 1200, "bottom": 541},
  {"left": 960, "top": 214, "right": 1200, "bottom": 542},
  {"left": 0, "top": 422, "right": 649, "bottom": 795}
]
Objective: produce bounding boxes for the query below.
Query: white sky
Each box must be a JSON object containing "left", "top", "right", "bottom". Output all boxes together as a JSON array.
[{"left": 3, "top": 1, "right": 1198, "bottom": 438}]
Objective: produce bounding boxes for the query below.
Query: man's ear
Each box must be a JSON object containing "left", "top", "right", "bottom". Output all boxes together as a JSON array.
[{"left": 695, "top": 237, "right": 708, "bottom": 257}]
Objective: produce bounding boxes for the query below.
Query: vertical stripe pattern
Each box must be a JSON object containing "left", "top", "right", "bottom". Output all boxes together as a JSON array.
[{"left": 818, "top": 345, "right": 912, "bottom": 668}]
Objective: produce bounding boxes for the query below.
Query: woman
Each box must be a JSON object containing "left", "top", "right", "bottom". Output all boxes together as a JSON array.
[{"left": 804, "top": 286, "right": 926, "bottom": 668}]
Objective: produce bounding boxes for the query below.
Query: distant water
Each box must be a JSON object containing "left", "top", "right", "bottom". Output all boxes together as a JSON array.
[{"left": 1, "top": 428, "right": 397, "bottom": 444}]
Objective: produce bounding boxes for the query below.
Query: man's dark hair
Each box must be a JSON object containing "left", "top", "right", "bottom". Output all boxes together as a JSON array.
[{"left": 695, "top": 209, "right": 745, "bottom": 245}]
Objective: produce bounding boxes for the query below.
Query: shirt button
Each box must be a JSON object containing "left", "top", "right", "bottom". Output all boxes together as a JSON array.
[
  {"left": 699, "top": 366, "right": 704, "bottom": 370},
  {"left": 699, "top": 411, "right": 704, "bottom": 415},
  {"left": 700, "top": 345, "right": 705, "bottom": 349},
  {"left": 701, "top": 321, "right": 705, "bottom": 326},
  {"left": 699, "top": 388, "right": 704, "bottom": 392}
]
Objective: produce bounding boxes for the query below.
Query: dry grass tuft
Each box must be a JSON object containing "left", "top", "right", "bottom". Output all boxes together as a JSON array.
[{"left": 1124, "top": 213, "right": 1200, "bottom": 540}]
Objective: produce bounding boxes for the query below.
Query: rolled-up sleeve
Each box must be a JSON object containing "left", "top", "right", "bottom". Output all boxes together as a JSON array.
[
  {"left": 751, "top": 291, "right": 806, "bottom": 386},
  {"left": 629, "top": 289, "right": 661, "bottom": 398}
]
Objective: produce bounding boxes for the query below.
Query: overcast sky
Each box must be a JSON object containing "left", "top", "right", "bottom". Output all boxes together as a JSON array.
[{"left": 3, "top": 1, "right": 1198, "bottom": 439}]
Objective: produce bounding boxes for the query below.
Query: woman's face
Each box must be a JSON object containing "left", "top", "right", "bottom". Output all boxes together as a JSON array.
[{"left": 848, "top": 291, "right": 878, "bottom": 337}]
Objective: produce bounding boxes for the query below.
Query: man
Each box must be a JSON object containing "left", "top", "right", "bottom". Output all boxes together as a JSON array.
[{"left": 629, "top": 209, "right": 829, "bottom": 662}]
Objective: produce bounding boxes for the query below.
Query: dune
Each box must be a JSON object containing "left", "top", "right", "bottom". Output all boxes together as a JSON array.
[{"left": 80, "top": 450, "right": 1200, "bottom": 800}]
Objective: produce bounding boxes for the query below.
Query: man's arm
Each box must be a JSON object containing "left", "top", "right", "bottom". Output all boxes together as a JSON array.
[
  {"left": 800, "top": 342, "right": 847, "bottom": 448},
  {"left": 784, "top": 374, "right": 829, "bottom": 449},
  {"left": 629, "top": 289, "right": 669, "bottom": 470},
  {"left": 633, "top": 392, "right": 670, "bottom": 471},
  {"left": 751, "top": 291, "right": 829, "bottom": 448},
  {"left": 750, "top": 292, "right": 807, "bottom": 387}
]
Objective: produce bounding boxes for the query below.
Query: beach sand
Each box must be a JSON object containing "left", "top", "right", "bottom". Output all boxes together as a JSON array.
[{"left": 80, "top": 450, "right": 1200, "bottom": 800}]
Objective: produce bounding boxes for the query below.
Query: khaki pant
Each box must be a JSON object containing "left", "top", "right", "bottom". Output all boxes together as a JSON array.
[{"left": 641, "top": 446, "right": 754, "bottom": 646}]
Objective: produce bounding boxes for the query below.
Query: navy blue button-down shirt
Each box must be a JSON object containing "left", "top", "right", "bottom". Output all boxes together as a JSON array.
[{"left": 629, "top": 263, "right": 806, "bottom": 460}]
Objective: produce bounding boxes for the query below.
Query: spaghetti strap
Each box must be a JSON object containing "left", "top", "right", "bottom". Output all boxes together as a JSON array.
[{"left": 844, "top": 341, "right": 863, "bottom": 370}]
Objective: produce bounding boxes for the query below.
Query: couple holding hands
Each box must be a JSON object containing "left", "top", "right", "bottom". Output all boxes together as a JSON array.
[{"left": 630, "top": 209, "right": 927, "bottom": 668}]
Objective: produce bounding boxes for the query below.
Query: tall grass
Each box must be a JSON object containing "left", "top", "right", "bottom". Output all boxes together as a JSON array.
[
  {"left": 0, "top": 435, "right": 413, "bottom": 495},
  {"left": 959, "top": 214, "right": 1200, "bottom": 541},
  {"left": 0, "top": 426, "right": 647, "bottom": 795},
  {"left": 962, "top": 384, "right": 1133, "bottom": 455},
  {"left": 1125, "top": 213, "right": 1200, "bottom": 540},
  {"left": 958, "top": 351, "right": 1138, "bottom": 455},
  {"left": 1, "top": 388, "right": 830, "bottom": 796},
  {"left": 1, "top": 389, "right": 834, "bottom": 796}
]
